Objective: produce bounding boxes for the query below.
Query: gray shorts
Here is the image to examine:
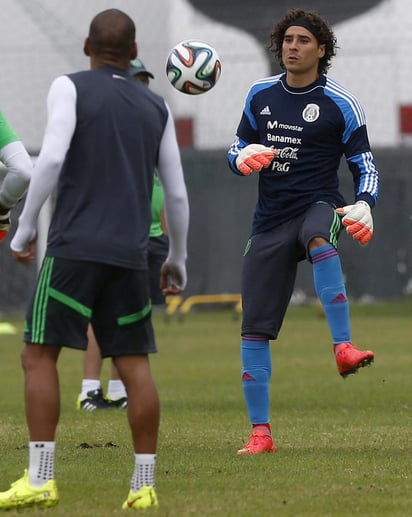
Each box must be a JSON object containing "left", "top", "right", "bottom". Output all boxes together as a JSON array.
[
  {"left": 24, "top": 257, "right": 156, "bottom": 357},
  {"left": 241, "top": 202, "right": 342, "bottom": 339}
]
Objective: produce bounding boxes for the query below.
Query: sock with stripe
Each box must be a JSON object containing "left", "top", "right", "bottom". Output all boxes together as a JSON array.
[
  {"left": 241, "top": 335, "right": 271, "bottom": 425},
  {"left": 310, "top": 244, "right": 350, "bottom": 344}
]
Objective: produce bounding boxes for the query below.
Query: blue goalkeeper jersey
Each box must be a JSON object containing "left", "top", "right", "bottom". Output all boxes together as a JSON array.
[{"left": 228, "top": 73, "right": 379, "bottom": 236}]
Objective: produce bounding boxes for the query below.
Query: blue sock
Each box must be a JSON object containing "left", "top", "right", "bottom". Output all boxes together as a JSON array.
[
  {"left": 241, "top": 336, "right": 271, "bottom": 425},
  {"left": 310, "top": 244, "right": 350, "bottom": 344}
]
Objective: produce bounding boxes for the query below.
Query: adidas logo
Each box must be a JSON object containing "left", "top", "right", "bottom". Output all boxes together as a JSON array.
[
  {"left": 242, "top": 372, "right": 255, "bottom": 382},
  {"left": 331, "top": 293, "right": 347, "bottom": 304},
  {"left": 260, "top": 105, "right": 271, "bottom": 115}
]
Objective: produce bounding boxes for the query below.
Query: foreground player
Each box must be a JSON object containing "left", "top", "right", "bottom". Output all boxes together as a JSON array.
[
  {"left": 77, "top": 59, "right": 169, "bottom": 411},
  {"left": 0, "top": 112, "right": 32, "bottom": 240},
  {"left": 228, "top": 8, "right": 378, "bottom": 455},
  {"left": 0, "top": 8, "right": 188, "bottom": 511}
]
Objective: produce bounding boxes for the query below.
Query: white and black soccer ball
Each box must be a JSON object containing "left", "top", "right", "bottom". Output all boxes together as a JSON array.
[{"left": 166, "top": 40, "right": 221, "bottom": 95}]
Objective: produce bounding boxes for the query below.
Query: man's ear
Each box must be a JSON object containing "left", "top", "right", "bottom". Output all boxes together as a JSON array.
[
  {"left": 83, "top": 37, "right": 91, "bottom": 57},
  {"left": 318, "top": 43, "right": 326, "bottom": 59},
  {"left": 130, "top": 41, "right": 137, "bottom": 60}
]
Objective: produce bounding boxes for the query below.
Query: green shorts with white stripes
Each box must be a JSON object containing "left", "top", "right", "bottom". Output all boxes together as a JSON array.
[{"left": 24, "top": 256, "right": 156, "bottom": 357}]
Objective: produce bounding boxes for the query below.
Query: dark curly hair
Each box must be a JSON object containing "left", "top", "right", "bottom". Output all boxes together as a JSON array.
[{"left": 268, "top": 9, "right": 337, "bottom": 75}]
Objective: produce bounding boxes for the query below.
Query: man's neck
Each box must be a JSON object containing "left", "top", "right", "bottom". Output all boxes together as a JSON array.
[
  {"left": 285, "top": 70, "right": 319, "bottom": 88},
  {"left": 89, "top": 56, "right": 129, "bottom": 71}
]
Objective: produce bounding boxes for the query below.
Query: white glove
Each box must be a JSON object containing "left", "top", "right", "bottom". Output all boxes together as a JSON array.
[
  {"left": 235, "top": 144, "right": 276, "bottom": 176},
  {"left": 336, "top": 200, "right": 373, "bottom": 245}
]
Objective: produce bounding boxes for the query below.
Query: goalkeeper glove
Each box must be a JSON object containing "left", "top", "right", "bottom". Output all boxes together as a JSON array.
[
  {"left": 235, "top": 144, "right": 276, "bottom": 176},
  {"left": 336, "top": 200, "right": 373, "bottom": 245},
  {"left": 0, "top": 211, "right": 11, "bottom": 243}
]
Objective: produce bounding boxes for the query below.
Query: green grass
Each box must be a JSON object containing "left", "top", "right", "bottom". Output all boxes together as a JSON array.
[{"left": 0, "top": 301, "right": 411, "bottom": 516}]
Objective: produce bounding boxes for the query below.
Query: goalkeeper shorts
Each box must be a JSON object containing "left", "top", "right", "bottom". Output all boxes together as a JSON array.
[{"left": 241, "top": 201, "right": 342, "bottom": 339}]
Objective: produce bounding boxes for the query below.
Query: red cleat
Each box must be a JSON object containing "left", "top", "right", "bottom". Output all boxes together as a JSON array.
[
  {"left": 237, "top": 427, "right": 277, "bottom": 455},
  {"left": 334, "top": 342, "right": 374, "bottom": 378}
]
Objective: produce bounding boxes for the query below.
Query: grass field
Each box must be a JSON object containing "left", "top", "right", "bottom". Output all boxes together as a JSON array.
[{"left": 0, "top": 301, "right": 411, "bottom": 516}]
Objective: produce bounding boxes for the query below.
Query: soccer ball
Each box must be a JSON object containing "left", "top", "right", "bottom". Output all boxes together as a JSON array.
[{"left": 166, "top": 40, "right": 221, "bottom": 95}]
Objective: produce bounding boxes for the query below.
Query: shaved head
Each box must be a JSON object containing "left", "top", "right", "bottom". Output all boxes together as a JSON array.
[{"left": 88, "top": 9, "right": 136, "bottom": 58}]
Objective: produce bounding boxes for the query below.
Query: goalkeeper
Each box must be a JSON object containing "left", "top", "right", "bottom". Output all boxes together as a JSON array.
[{"left": 228, "top": 8, "right": 378, "bottom": 456}]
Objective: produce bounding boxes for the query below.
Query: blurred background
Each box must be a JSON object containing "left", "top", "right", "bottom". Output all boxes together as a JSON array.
[{"left": 1, "top": 0, "right": 411, "bottom": 314}]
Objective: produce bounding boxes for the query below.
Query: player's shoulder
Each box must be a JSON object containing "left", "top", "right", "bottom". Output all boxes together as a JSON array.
[
  {"left": 66, "top": 68, "right": 90, "bottom": 80},
  {"left": 67, "top": 67, "right": 122, "bottom": 84},
  {"left": 250, "top": 73, "right": 283, "bottom": 91},
  {"left": 48, "top": 75, "right": 76, "bottom": 100},
  {"left": 246, "top": 73, "right": 283, "bottom": 101},
  {"left": 324, "top": 76, "right": 361, "bottom": 104},
  {"left": 139, "top": 84, "right": 169, "bottom": 117},
  {"left": 0, "top": 111, "right": 19, "bottom": 146},
  {"left": 324, "top": 76, "right": 366, "bottom": 123},
  {"left": 144, "top": 85, "right": 166, "bottom": 104}
]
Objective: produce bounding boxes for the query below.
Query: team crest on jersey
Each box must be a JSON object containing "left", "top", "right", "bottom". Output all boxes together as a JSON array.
[{"left": 302, "top": 103, "right": 320, "bottom": 122}]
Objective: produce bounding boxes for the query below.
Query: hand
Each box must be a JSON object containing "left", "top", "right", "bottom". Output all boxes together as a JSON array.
[
  {"left": 160, "top": 262, "right": 186, "bottom": 295},
  {"left": 336, "top": 200, "right": 373, "bottom": 245},
  {"left": 235, "top": 144, "right": 277, "bottom": 176},
  {"left": 12, "top": 239, "right": 36, "bottom": 264}
]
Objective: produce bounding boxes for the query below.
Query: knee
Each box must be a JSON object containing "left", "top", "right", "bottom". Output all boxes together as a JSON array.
[
  {"left": 308, "top": 236, "right": 329, "bottom": 252},
  {"left": 20, "top": 346, "right": 32, "bottom": 374}
]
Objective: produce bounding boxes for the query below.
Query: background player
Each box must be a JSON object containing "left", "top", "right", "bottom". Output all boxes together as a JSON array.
[
  {"left": 77, "top": 59, "right": 169, "bottom": 411},
  {"left": 0, "top": 112, "right": 32, "bottom": 241}
]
